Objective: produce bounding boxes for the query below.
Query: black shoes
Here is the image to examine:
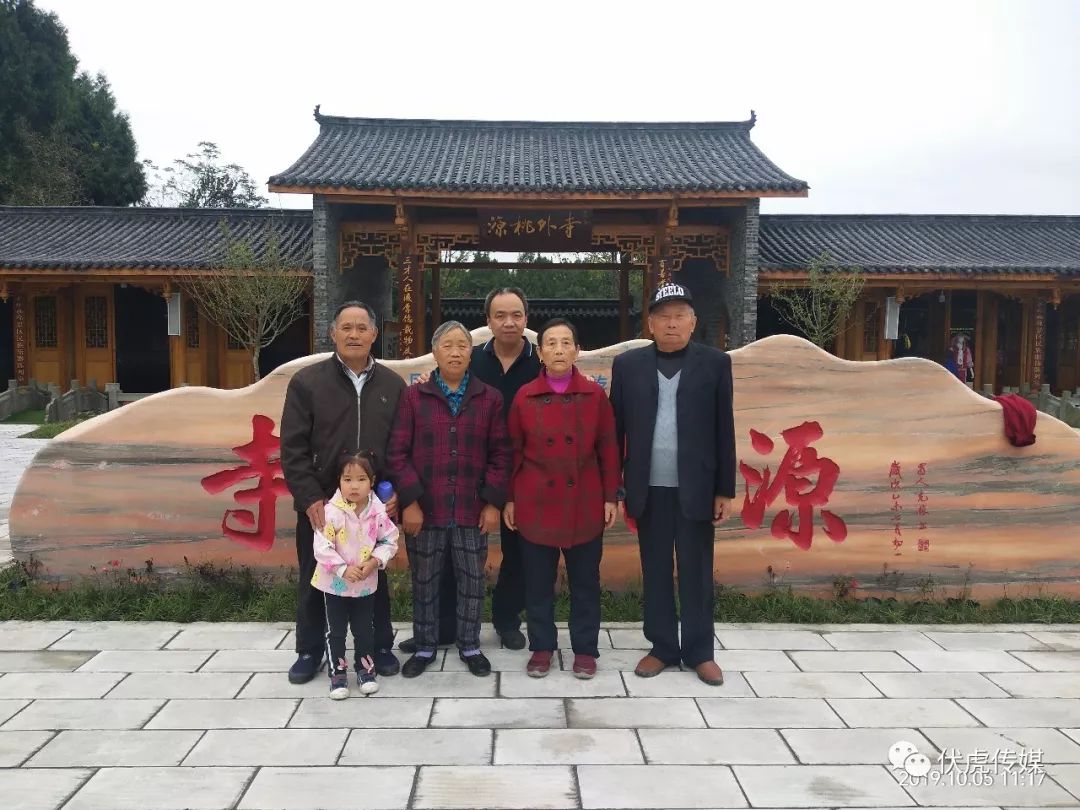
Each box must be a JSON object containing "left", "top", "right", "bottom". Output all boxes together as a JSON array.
[
  {"left": 288, "top": 653, "right": 325, "bottom": 684},
  {"left": 399, "top": 636, "right": 455, "bottom": 654},
  {"left": 373, "top": 648, "right": 400, "bottom": 677},
  {"left": 498, "top": 629, "right": 527, "bottom": 651},
  {"left": 401, "top": 653, "right": 438, "bottom": 678},
  {"left": 460, "top": 651, "right": 492, "bottom": 677}
]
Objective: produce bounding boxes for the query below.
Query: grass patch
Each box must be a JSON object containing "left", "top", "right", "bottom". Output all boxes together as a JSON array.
[
  {"left": 2, "top": 408, "right": 45, "bottom": 425},
  {"left": 20, "top": 418, "right": 85, "bottom": 439},
  {"left": 4, "top": 560, "right": 1080, "bottom": 624}
]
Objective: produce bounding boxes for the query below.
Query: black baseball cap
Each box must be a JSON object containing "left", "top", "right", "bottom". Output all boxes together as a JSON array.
[{"left": 648, "top": 282, "right": 694, "bottom": 312}]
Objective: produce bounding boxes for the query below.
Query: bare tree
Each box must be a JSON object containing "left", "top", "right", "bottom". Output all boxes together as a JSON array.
[
  {"left": 769, "top": 251, "right": 865, "bottom": 349},
  {"left": 182, "top": 222, "right": 307, "bottom": 381}
]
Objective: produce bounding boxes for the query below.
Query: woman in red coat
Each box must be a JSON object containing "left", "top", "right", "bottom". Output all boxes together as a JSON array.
[{"left": 503, "top": 318, "right": 620, "bottom": 679}]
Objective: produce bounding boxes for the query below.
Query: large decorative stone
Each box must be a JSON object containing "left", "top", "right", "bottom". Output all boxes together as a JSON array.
[{"left": 11, "top": 333, "right": 1080, "bottom": 597}]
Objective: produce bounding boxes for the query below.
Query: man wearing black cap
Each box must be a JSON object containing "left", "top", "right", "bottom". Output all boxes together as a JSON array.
[{"left": 609, "top": 282, "right": 736, "bottom": 686}]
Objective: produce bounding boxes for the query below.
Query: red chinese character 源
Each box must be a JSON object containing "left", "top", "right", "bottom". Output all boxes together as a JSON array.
[
  {"left": 738, "top": 420, "right": 848, "bottom": 550},
  {"left": 200, "top": 414, "right": 290, "bottom": 551}
]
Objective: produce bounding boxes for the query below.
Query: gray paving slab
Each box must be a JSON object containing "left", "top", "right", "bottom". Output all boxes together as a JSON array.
[
  {"left": 734, "top": 764, "right": 915, "bottom": 807},
  {"left": 0, "top": 767, "right": 92, "bottom": 810},
  {"left": 697, "top": 697, "right": 846, "bottom": 728},
  {"left": 104, "top": 671, "right": 249, "bottom": 699},
  {"left": 902, "top": 772, "right": 1075, "bottom": 807},
  {"left": 865, "top": 671, "right": 1011, "bottom": 698},
  {"left": 0, "top": 698, "right": 163, "bottom": 730},
  {"left": 566, "top": 696, "right": 705, "bottom": 728},
  {"left": 237, "top": 671, "right": 329, "bottom": 698},
  {"left": 50, "top": 623, "right": 182, "bottom": 651},
  {"left": 341, "top": 728, "right": 492, "bottom": 766},
  {"left": 1028, "top": 631, "right": 1080, "bottom": 650},
  {"left": 638, "top": 727, "right": 796, "bottom": 764},
  {"left": 413, "top": 764, "right": 577, "bottom": 809},
  {"left": 822, "top": 630, "right": 942, "bottom": 651},
  {"left": 165, "top": 623, "right": 287, "bottom": 650},
  {"left": 712, "top": 649, "right": 800, "bottom": 671},
  {"left": 1045, "top": 764, "right": 1080, "bottom": 801},
  {"left": 959, "top": 698, "right": 1080, "bottom": 727},
  {"left": 27, "top": 729, "right": 202, "bottom": 767},
  {"left": 0, "top": 650, "right": 95, "bottom": 672},
  {"left": 924, "top": 631, "right": 1050, "bottom": 650},
  {"left": 63, "top": 766, "right": 254, "bottom": 810},
  {"left": 198, "top": 649, "right": 297, "bottom": 672},
  {"left": 0, "top": 729, "right": 53, "bottom": 766},
  {"left": 0, "top": 671, "right": 124, "bottom": 699},
  {"left": 145, "top": 697, "right": 298, "bottom": 729},
  {"left": 745, "top": 671, "right": 883, "bottom": 698},
  {"left": 578, "top": 764, "right": 747, "bottom": 808},
  {"left": 781, "top": 727, "right": 938, "bottom": 764},
  {"left": 494, "top": 728, "right": 644, "bottom": 764},
  {"left": 621, "top": 668, "right": 754, "bottom": 697},
  {"left": 0, "top": 624, "right": 75, "bottom": 651},
  {"left": 0, "top": 697, "right": 29, "bottom": 724},
  {"left": 1012, "top": 650, "right": 1080, "bottom": 671},
  {"left": 289, "top": 696, "right": 434, "bottom": 728},
  {"left": 431, "top": 697, "right": 566, "bottom": 728},
  {"left": 920, "top": 726, "right": 1080, "bottom": 764},
  {"left": 500, "top": 670, "right": 627, "bottom": 697},
  {"left": 716, "top": 629, "right": 832, "bottom": 650},
  {"left": 77, "top": 649, "right": 212, "bottom": 672},
  {"left": 790, "top": 650, "right": 918, "bottom": 672},
  {"left": 441, "top": 648, "right": 531, "bottom": 672},
  {"left": 238, "top": 766, "right": 415, "bottom": 809},
  {"left": 901, "top": 650, "right": 1033, "bottom": 672},
  {"left": 987, "top": 671, "right": 1080, "bottom": 698},
  {"left": 829, "top": 697, "right": 983, "bottom": 727},
  {"left": 183, "top": 727, "right": 348, "bottom": 765}
]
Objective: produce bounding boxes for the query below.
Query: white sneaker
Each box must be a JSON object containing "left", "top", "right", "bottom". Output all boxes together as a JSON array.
[
  {"left": 358, "top": 672, "right": 379, "bottom": 695},
  {"left": 329, "top": 671, "right": 349, "bottom": 700}
]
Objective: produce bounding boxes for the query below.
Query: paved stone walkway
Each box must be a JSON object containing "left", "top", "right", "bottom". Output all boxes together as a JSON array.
[
  {"left": 0, "top": 423, "right": 49, "bottom": 567},
  {"left": 2, "top": 621, "right": 1080, "bottom": 808}
]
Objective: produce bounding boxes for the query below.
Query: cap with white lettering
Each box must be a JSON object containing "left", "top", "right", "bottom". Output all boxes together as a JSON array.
[{"left": 648, "top": 282, "right": 694, "bottom": 312}]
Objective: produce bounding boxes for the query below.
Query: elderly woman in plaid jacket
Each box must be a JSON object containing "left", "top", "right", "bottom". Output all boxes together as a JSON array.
[
  {"left": 503, "top": 318, "right": 620, "bottom": 680},
  {"left": 388, "top": 320, "right": 511, "bottom": 678}
]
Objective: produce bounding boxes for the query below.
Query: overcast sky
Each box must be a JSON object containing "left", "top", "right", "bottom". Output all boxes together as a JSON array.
[{"left": 38, "top": 0, "right": 1080, "bottom": 215}]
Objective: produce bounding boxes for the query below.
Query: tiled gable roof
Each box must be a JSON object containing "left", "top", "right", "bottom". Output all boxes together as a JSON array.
[
  {"left": 0, "top": 206, "right": 313, "bottom": 270},
  {"left": 269, "top": 114, "right": 808, "bottom": 195},
  {"left": 758, "top": 214, "right": 1080, "bottom": 275}
]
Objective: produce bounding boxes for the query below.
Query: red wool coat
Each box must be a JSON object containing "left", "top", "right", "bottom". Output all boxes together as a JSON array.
[{"left": 507, "top": 368, "right": 620, "bottom": 547}]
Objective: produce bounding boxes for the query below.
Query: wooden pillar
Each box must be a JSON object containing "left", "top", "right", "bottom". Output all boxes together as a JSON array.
[
  {"left": 618, "top": 254, "right": 630, "bottom": 342},
  {"left": 978, "top": 292, "right": 999, "bottom": 393},
  {"left": 395, "top": 203, "right": 421, "bottom": 359},
  {"left": 430, "top": 261, "right": 442, "bottom": 334},
  {"left": 1031, "top": 294, "right": 1048, "bottom": 390},
  {"left": 13, "top": 292, "right": 27, "bottom": 385},
  {"left": 1019, "top": 297, "right": 1033, "bottom": 388}
]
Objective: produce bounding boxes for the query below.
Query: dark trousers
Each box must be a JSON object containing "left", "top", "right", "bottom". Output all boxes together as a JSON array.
[
  {"left": 491, "top": 521, "right": 526, "bottom": 633},
  {"left": 323, "top": 592, "right": 374, "bottom": 674},
  {"left": 522, "top": 535, "right": 602, "bottom": 657},
  {"left": 407, "top": 527, "right": 487, "bottom": 651},
  {"left": 435, "top": 520, "right": 525, "bottom": 638},
  {"left": 637, "top": 486, "right": 716, "bottom": 668},
  {"left": 295, "top": 512, "right": 393, "bottom": 656}
]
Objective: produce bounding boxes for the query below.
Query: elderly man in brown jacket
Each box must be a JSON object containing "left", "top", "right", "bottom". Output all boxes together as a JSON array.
[{"left": 281, "top": 300, "right": 406, "bottom": 684}]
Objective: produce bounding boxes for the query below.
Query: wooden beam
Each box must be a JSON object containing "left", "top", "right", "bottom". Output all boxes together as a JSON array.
[
  {"left": 433, "top": 261, "right": 632, "bottom": 271},
  {"left": 759, "top": 269, "right": 1079, "bottom": 287}
]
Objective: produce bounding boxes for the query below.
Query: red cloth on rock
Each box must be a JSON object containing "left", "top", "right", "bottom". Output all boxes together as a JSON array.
[{"left": 992, "top": 394, "right": 1037, "bottom": 447}]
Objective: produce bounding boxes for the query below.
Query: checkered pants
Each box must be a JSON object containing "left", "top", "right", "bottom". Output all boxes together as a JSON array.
[{"left": 407, "top": 526, "right": 487, "bottom": 651}]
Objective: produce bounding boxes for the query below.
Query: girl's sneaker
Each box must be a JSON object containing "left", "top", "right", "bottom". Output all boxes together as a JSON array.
[
  {"left": 329, "top": 670, "right": 349, "bottom": 700},
  {"left": 358, "top": 671, "right": 379, "bottom": 695}
]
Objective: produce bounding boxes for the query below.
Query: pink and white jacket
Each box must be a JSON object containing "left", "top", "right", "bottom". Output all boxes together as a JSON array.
[{"left": 311, "top": 489, "right": 399, "bottom": 598}]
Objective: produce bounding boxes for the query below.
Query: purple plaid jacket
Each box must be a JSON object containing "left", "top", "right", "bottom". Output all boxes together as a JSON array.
[{"left": 387, "top": 375, "right": 510, "bottom": 528}]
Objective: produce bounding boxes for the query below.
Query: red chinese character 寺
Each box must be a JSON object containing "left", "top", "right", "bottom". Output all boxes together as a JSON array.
[
  {"left": 200, "top": 414, "right": 290, "bottom": 551},
  {"left": 738, "top": 420, "right": 848, "bottom": 550}
]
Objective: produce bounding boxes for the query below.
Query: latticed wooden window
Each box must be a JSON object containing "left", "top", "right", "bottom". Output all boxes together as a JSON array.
[
  {"left": 185, "top": 302, "right": 200, "bottom": 349},
  {"left": 863, "top": 302, "right": 880, "bottom": 354},
  {"left": 84, "top": 296, "right": 108, "bottom": 348},
  {"left": 226, "top": 333, "right": 244, "bottom": 350},
  {"left": 34, "top": 296, "right": 58, "bottom": 348}
]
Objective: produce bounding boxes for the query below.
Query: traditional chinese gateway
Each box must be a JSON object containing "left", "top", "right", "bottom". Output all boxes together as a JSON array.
[{"left": 0, "top": 111, "right": 1078, "bottom": 394}]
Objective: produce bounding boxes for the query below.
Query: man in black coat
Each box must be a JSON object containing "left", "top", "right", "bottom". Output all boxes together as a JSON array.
[
  {"left": 280, "top": 300, "right": 406, "bottom": 683},
  {"left": 609, "top": 282, "right": 736, "bottom": 686}
]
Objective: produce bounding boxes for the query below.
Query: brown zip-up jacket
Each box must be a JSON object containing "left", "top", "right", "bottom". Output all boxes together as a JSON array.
[{"left": 280, "top": 355, "right": 406, "bottom": 513}]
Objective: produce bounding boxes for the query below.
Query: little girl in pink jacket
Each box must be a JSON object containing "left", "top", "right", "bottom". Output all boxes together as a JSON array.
[{"left": 311, "top": 451, "right": 398, "bottom": 698}]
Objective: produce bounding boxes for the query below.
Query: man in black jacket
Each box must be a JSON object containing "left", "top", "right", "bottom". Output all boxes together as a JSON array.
[
  {"left": 280, "top": 301, "right": 406, "bottom": 683},
  {"left": 609, "top": 283, "right": 736, "bottom": 686}
]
